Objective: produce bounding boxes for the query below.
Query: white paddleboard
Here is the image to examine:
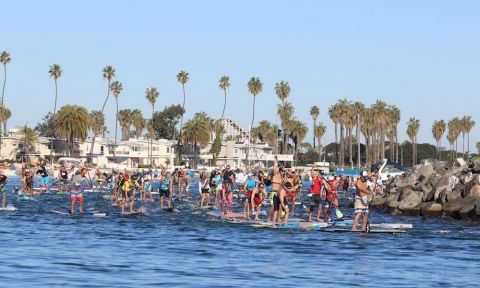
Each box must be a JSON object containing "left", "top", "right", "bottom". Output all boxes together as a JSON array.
[{"left": 0, "top": 205, "right": 17, "bottom": 212}]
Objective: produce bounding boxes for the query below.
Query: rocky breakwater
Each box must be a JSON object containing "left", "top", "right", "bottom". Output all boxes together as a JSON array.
[{"left": 372, "top": 158, "right": 480, "bottom": 220}]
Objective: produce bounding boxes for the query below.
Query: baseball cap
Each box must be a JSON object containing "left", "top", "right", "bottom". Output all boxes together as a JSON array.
[{"left": 361, "top": 171, "right": 368, "bottom": 178}]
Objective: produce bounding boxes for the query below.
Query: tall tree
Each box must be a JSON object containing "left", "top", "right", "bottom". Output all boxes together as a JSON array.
[
  {"left": 275, "top": 81, "right": 291, "bottom": 154},
  {"left": 432, "top": 120, "right": 446, "bottom": 160},
  {"left": 328, "top": 105, "right": 340, "bottom": 164},
  {"left": 100, "top": 65, "right": 116, "bottom": 112},
  {"left": 118, "top": 109, "right": 133, "bottom": 141},
  {"left": 54, "top": 105, "right": 91, "bottom": 156},
  {"left": 176, "top": 70, "right": 190, "bottom": 160},
  {"left": 389, "top": 105, "right": 401, "bottom": 163},
  {"left": 290, "top": 119, "right": 308, "bottom": 163},
  {"left": 131, "top": 109, "right": 145, "bottom": 138},
  {"left": 88, "top": 65, "right": 116, "bottom": 164},
  {"left": 110, "top": 80, "right": 123, "bottom": 162},
  {"left": 48, "top": 63, "right": 62, "bottom": 164},
  {"left": 89, "top": 110, "right": 105, "bottom": 160},
  {"left": 314, "top": 123, "right": 326, "bottom": 161},
  {"left": 19, "top": 125, "right": 38, "bottom": 163},
  {"left": 448, "top": 117, "right": 461, "bottom": 158},
  {"left": 0, "top": 51, "right": 10, "bottom": 106},
  {"left": 0, "top": 51, "right": 11, "bottom": 135},
  {"left": 310, "top": 106, "right": 319, "bottom": 148},
  {"left": 247, "top": 77, "right": 263, "bottom": 168},
  {"left": 0, "top": 104, "right": 11, "bottom": 156},
  {"left": 182, "top": 114, "right": 211, "bottom": 166},
  {"left": 212, "top": 76, "right": 231, "bottom": 165},
  {"left": 476, "top": 142, "right": 480, "bottom": 155},
  {"left": 407, "top": 117, "right": 420, "bottom": 166},
  {"left": 252, "top": 120, "right": 277, "bottom": 148},
  {"left": 277, "top": 101, "right": 294, "bottom": 153},
  {"left": 146, "top": 87, "right": 159, "bottom": 166},
  {"left": 460, "top": 116, "right": 475, "bottom": 158},
  {"left": 353, "top": 102, "right": 365, "bottom": 168},
  {"left": 152, "top": 105, "right": 184, "bottom": 140}
]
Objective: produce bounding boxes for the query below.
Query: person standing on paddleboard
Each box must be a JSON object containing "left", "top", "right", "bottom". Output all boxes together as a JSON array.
[
  {"left": 36, "top": 163, "right": 49, "bottom": 191},
  {"left": 69, "top": 167, "right": 91, "bottom": 215},
  {"left": 271, "top": 156, "right": 288, "bottom": 227},
  {"left": 58, "top": 165, "right": 69, "bottom": 192},
  {"left": 221, "top": 165, "right": 235, "bottom": 213},
  {"left": 352, "top": 171, "right": 374, "bottom": 232},
  {"left": 0, "top": 171, "right": 8, "bottom": 208},
  {"left": 308, "top": 167, "right": 324, "bottom": 222}
]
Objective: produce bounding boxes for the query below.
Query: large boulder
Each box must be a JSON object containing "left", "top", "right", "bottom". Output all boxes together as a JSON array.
[
  {"left": 371, "top": 195, "right": 386, "bottom": 206},
  {"left": 473, "top": 159, "right": 480, "bottom": 173},
  {"left": 443, "top": 190, "right": 464, "bottom": 213},
  {"left": 398, "top": 189, "right": 423, "bottom": 211},
  {"left": 460, "top": 172, "right": 474, "bottom": 185},
  {"left": 415, "top": 164, "right": 434, "bottom": 180},
  {"left": 468, "top": 185, "right": 480, "bottom": 200},
  {"left": 434, "top": 174, "right": 459, "bottom": 201},
  {"left": 393, "top": 173, "right": 416, "bottom": 189},
  {"left": 421, "top": 201, "right": 443, "bottom": 215},
  {"left": 385, "top": 193, "right": 400, "bottom": 208}
]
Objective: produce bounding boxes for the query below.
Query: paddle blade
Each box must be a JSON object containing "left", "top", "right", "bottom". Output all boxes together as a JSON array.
[{"left": 335, "top": 209, "right": 344, "bottom": 219}]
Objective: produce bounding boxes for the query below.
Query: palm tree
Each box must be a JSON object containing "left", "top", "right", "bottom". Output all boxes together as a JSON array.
[
  {"left": 314, "top": 123, "right": 326, "bottom": 160},
  {"left": 252, "top": 120, "right": 277, "bottom": 148},
  {"left": 176, "top": 70, "right": 189, "bottom": 160},
  {"left": 448, "top": 117, "right": 461, "bottom": 158},
  {"left": 88, "top": 65, "right": 116, "bottom": 164},
  {"left": 48, "top": 64, "right": 62, "bottom": 164},
  {"left": 117, "top": 109, "right": 133, "bottom": 141},
  {"left": 447, "top": 131, "right": 456, "bottom": 159},
  {"left": 290, "top": 120, "right": 308, "bottom": 163},
  {"left": 19, "top": 125, "right": 38, "bottom": 163},
  {"left": 460, "top": 116, "right": 475, "bottom": 158},
  {"left": 247, "top": 77, "right": 263, "bottom": 168},
  {"left": 476, "top": 142, "right": 480, "bottom": 155},
  {"left": 310, "top": 106, "right": 320, "bottom": 148},
  {"left": 89, "top": 110, "right": 105, "bottom": 160},
  {"left": 131, "top": 109, "right": 145, "bottom": 138},
  {"left": 110, "top": 80, "right": 123, "bottom": 162},
  {"left": 344, "top": 103, "right": 356, "bottom": 166},
  {"left": 353, "top": 102, "right": 365, "bottom": 167},
  {"left": 361, "top": 107, "right": 375, "bottom": 165},
  {"left": 277, "top": 101, "right": 294, "bottom": 153},
  {"left": 100, "top": 65, "right": 116, "bottom": 112},
  {"left": 432, "top": 120, "right": 446, "bottom": 160},
  {"left": 336, "top": 99, "right": 350, "bottom": 166},
  {"left": 182, "top": 115, "right": 211, "bottom": 166},
  {"left": 372, "top": 100, "right": 388, "bottom": 161},
  {"left": 146, "top": 87, "right": 159, "bottom": 166},
  {"left": 54, "top": 105, "right": 91, "bottom": 156},
  {"left": 328, "top": 105, "right": 340, "bottom": 164},
  {"left": 275, "top": 81, "right": 291, "bottom": 153},
  {"left": 0, "top": 51, "right": 11, "bottom": 106},
  {"left": 0, "top": 104, "right": 11, "bottom": 157},
  {"left": 407, "top": 117, "right": 420, "bottom": 166},
  {"left": 219, "top": 76, "right": 230, "bottom": 122},
  {"left": 389, "top": 105, "right": 401, "bottom": 163}
]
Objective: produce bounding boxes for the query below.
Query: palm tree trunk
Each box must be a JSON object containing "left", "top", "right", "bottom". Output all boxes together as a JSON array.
[
  {"left": 313, "top": 119, "right": 316, "bottom": 149},
  {"left": 348, "top": 128, "right": 353, "bottom": 166},
  {"left": 49, "top": 79, "right": 58, "bottom": 165},
  {"left": 221, "top": 89, "right": 227, "bottom": 122},
  {"left": 395, "top": 125, "right": 399, "bottom": 163},
  {"left": 334, "top": 122, "right": 338, "bottom": 164},
  {"left": 462, "top": 133, "right": 465, "bottom": 157},
  {"left": 356, "top": 113, "right": 360, "bottom": 168},
  {"left": 89, "top": 80, "right": 112, "bottom": 164},
  {"left": 340, "top": 123, "right": 344, "bottom": 166},
  {"left": 176, "top": 84, "right": 186, "bottom": 161},
  {"left": 467, "top": 132, "right": 470, "bottom": 159},
  {"left": 114, "top": 97, "right": 118, "bottom": 163},
  {"left": 246, "top": 95, "right": 256, "bottom": 169},
  {"left": 412, "top": 140, "right": 415, "bottom": 167},
  {"left": 1, "top": 64, "right": 6, "bottom": 105},
  {"left": 150, "top": 106, "right": 154, "bottom": 167},
  {"left": 101, "top": 80, "right": 111, "bottom": 113}
]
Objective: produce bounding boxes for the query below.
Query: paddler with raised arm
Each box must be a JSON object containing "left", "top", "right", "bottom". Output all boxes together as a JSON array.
[{"left": 271, "top": 155, "right": 288, "bottom": 227}]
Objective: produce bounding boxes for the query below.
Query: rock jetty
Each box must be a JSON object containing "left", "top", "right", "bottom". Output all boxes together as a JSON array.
[{"left": 372, "top": 158, "right": 480, "bottom": 220}]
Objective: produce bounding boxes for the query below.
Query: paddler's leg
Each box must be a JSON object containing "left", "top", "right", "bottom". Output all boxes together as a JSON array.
[
  {"left": 2, "top": 191, "right": 6, "bottom": 208},
  {"left": 79, "top": 195, "right": 84, "bottom": 214},
  {"left": 361, "top": 209, "right": 369, "bottom": 232},
  {"left": 70, "top": 197, "right": 75, "bottom": 215},
  {"left": 227, "top": 191, "right": 233, "bottom": 212},
  {"left": 129, "top": 189, "right": 135, "bottom": 213},
  {"left": 352, "top": 213, "right": 360, "bottom": 231},
  {"left": 178, "top": 182, "right": 183, "bottom": 200},
  {"left": 160, "top": 194, "right": 164, "bottom": 208}
]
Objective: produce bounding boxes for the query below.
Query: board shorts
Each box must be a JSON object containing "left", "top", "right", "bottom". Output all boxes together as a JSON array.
[
  {"left": 310, "top": 194, "right": 322, "bottom": 209},
  {"left": 265, "top": 185, "right": 272, "bottom": 193},
  {"left": 354, "top": 195, "right": 369, "bottom": 214},
  {"left": 70, "top": 192, "right": 83, "bottom": 201},
  {"left": 1, "top": 187, "right": 5, "bottom": 196},
  {"left": 59, "top": 179, "right": 69, "bottom": 186},
  {"left": 268, "top": 192, "right": 276, "bottom": 206},
  {"left": 160, "top": 189, "right": 170, "bottom": 197},
  {"left": 286, "top": 190, "right": 295, "bottom": 202},
  {"left": 201, "top": 188, "right": 209, "bottom": 194},
  {"left": 40, "top": 176, "right": 49, "bottom": 185},
  {"left": 222, "top": 183, "right": 232, "bottom": 194}
]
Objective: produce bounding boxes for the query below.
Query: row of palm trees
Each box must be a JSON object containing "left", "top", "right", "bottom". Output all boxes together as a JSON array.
[
  {"left": 432, "top": 116, "right": 475, "bottom": 160},
  {"left": 1, "top": 49, "right": 479, "bottom": 168}
]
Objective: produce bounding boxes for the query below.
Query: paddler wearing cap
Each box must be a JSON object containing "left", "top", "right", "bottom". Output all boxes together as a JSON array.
[
  {"left": 352, "top": 171, "right": 374, "bottom": 232},
  {"left": 0, "top": 170, "right": 8, "bottom": 208},
  {"left": 69, "top": 167, "right": 90, "bottom": 215}
]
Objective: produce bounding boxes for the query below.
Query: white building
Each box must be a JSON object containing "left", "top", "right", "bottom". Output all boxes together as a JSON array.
[{"left": 0, "top": 129, "right": 175, "bottom": 169}]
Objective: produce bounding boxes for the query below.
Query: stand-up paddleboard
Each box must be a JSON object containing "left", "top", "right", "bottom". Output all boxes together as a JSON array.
[
  {"left": 321, "top": 227, "right": 408, "bottom": 234},
  {"left": 49, "top": 209, "right": 108, "bottom": 218},
  {"left": 206, "top": 210, "right": 245, "bottom": 219},
  {"left": 0, "top": 205, "right": 17, "bottom": 212},
  {"left": 121, "top": 210, "right": 145, "bottom": 216}
]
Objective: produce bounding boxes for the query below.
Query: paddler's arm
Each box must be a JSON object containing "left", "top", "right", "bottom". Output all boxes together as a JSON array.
[
  {"left": 273, "top": 155, "right": 279, "bottom": 174},
  {"left": 250, "top": 187, "right": 256, "bottom": 204}
]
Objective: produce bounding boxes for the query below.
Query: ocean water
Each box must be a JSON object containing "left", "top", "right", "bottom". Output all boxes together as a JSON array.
[{"left": 0, "top": 177, "right": 479, "bottom": 287}]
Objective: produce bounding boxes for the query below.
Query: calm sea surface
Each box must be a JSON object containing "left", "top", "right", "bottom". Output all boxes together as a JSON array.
[{"left": 0, "top": 177, "right": 479, "bottom": 287}]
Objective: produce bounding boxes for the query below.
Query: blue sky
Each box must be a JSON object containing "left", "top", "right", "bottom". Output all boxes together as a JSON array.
[{"left": 2, "top": 0, "right": 479, "bottom": 147}]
